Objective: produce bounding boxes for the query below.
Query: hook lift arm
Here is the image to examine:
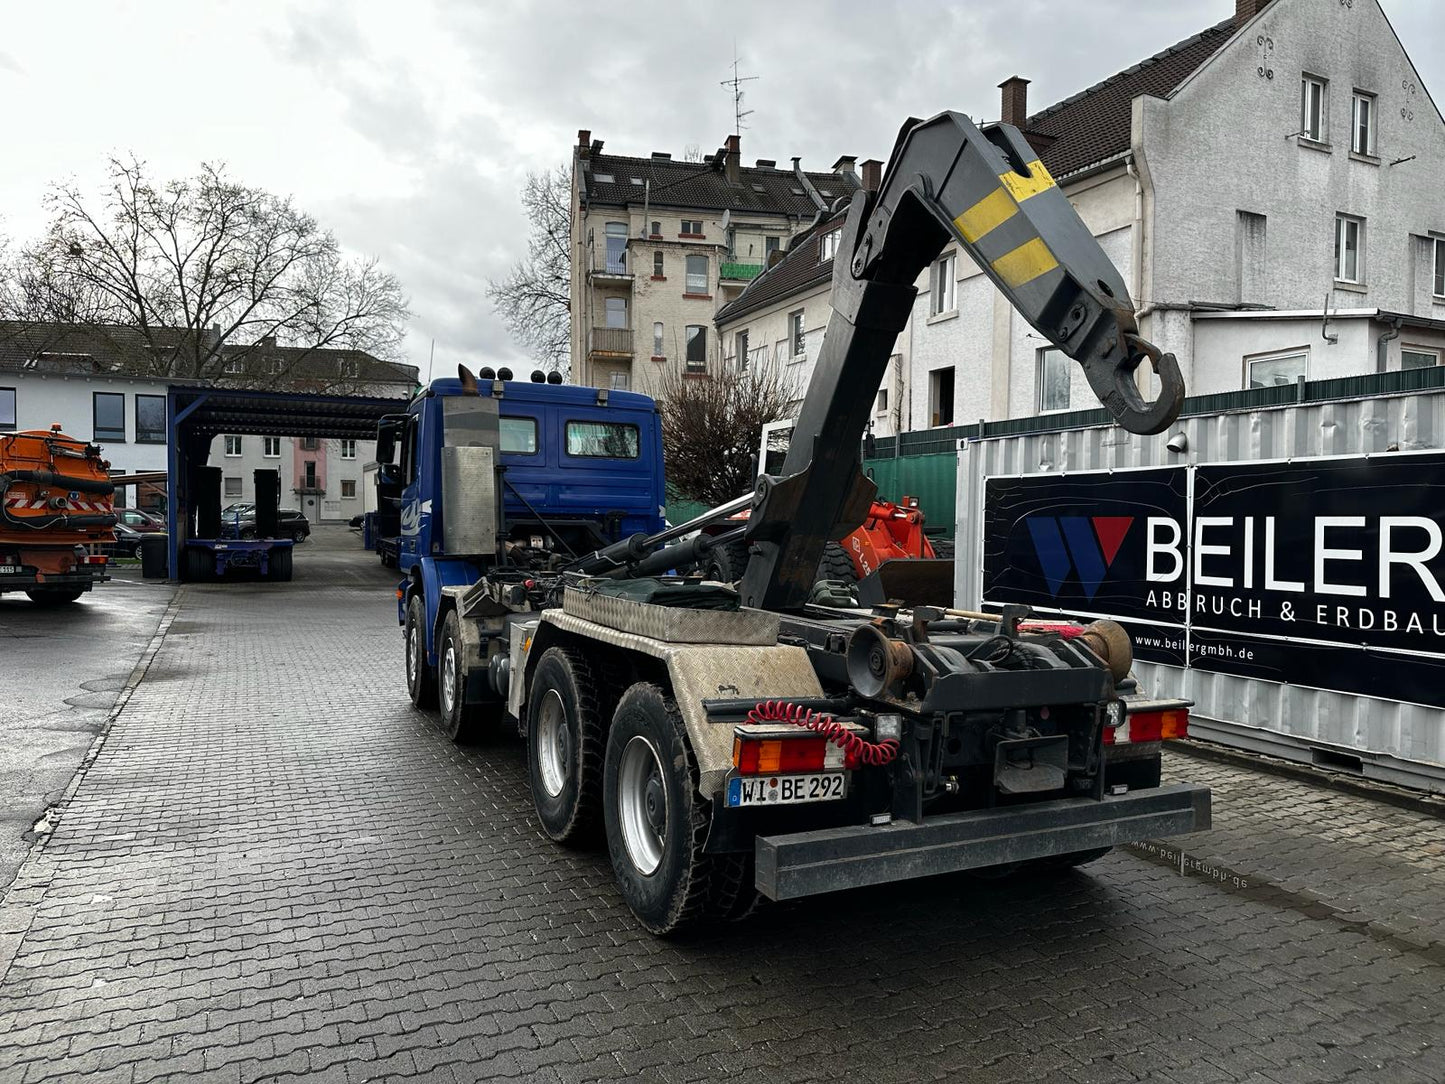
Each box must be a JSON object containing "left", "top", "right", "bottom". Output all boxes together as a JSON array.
[{"left": 738, "top": 110, "right": 1185, "bottom": 613}]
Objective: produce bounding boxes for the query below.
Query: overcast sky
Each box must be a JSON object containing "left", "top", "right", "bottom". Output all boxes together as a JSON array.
[{"left": 1, "top": 0, "right": 1440, "bottom": 377}]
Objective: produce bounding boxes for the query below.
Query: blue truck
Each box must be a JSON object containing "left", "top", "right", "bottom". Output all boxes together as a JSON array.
[{"left": 383, "top": 110, "right": 1208, "bottom": 937}]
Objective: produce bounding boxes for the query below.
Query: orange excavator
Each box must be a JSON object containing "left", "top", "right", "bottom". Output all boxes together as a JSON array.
[{"left": 0, "top": 424, "right": 117, "bottom": 604}]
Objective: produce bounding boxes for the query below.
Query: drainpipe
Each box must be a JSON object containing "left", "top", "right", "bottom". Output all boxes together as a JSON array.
[
  {"left": 1126, "top": 154, "right": 1147, "bottom": 318},
  {"left": 1376, "top": 315, "right": 1403, "bottom": 372}
]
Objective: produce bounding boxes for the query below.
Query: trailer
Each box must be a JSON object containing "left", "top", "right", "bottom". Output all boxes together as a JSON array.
[{"left": 391, "top": 111, "right": 1207, "bottom": 934}]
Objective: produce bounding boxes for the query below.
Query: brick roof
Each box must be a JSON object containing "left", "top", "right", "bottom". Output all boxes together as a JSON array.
[
  {"left": 1026, "top": 17, "right": 1237, "bottom": 178},
  {"left": 582, "top": 152, "right": 856, "bottom": 216},
  {"left": 714, "top": 212, "right": 847, "bottom": 326}
]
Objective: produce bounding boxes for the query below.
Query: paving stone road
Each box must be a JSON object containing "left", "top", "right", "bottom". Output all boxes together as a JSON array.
[{"left": 1, "top": 530, "right": 1442, "bottom": 1083}]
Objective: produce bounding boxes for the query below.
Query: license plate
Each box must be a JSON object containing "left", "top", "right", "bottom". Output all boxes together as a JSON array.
[
  {"left": 726, "top": 773, "right": 845, "bottom": 807},
  {"left": 0, "top": 565, "right": 18, "bottom": 574}
]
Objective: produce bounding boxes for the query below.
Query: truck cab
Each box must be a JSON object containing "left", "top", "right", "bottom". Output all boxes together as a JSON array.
[{"left": 377, "top": 373, "right": 665, "bottom": 715}]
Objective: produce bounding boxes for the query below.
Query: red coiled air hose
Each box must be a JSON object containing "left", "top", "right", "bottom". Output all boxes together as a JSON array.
[{"left": 745, "top": 700, "right": 900, "bottom": 766}]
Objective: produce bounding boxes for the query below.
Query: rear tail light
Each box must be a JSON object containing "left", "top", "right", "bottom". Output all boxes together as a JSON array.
[
  {"left": 1104, "top": 708, "right": 1189, "bottom": 745},
  {"left": 732, "top": 734, "right": 844, "bottom": 774}
]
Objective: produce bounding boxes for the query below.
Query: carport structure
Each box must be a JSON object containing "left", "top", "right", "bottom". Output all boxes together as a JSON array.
[{"left": 165, "top": 386, "right": 411, "bottom": 579}]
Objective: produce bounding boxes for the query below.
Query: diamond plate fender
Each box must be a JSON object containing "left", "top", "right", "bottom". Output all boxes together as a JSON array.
[{"left": 540, "top": 609, "right": 824, "bottom": 796}]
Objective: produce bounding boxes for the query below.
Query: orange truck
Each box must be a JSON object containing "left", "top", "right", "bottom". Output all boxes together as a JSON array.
[{"left": 0, "top": 424, "right": 117, "bottom": 604}]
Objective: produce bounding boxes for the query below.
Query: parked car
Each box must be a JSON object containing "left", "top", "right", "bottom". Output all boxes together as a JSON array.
[
  {"left": 220, "top": 506, "right": 311, "bottom": 542},
  {"left": 105, "top": 509, "right": 165, "bottom": 557}
]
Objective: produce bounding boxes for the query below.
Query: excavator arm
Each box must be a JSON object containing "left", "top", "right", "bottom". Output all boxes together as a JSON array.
[{"left": 738, "top": 110, "right": 1185, "bottom": 613}]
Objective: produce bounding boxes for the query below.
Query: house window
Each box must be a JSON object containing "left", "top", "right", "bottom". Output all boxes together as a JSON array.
[
  {"left": 263, "top": 436, "right": 281, "bottom": 458},
  {"left": 1351, "top": 91, "right": 1376, "bottom": 155},
  {"left": 680, "top": 219, "right": 703, "bottom": 236},
  {"left": 94, "top": 392, "right": 125, "bottom": 442},
  {"left": 303, "top": 461, "right": 317, "bottom": 488},
  {"left": 340, "top": 439, "right": 357, "bottom": 460},
  {"left": 928, "top": 368, "right": 954, "bottom": 427},
  {"left": 650, "top": 220, "right": 661, "bottom": 237},
  {"left": 223, "top": 435, "right": 242, "bottom": 457},
  {"left": 338, "top": 358, "right": 359, "bottom": 378},
  {"left": 685, "top": 325, "right": 707, "bottom": 372},
  {"left": 341, "top": 479, "right": 357, "bottom": 498},
  {"left": 653, "top": 322, "right": 664, "bottom": 359},
  {"left": 610, "top": 371, "right": 630, "bottom": 390},
  {"left": 223, "top": 356, "right": 244, "bottom": 375},
  {"left": 930, "top": 252, "right": 956, "bottom": 315},
  {"left": 266, "top": 356, "right": 284, "bottom": 375},
  {"left": 604, "top": 222, "right": 627, "bottom": 274},
  {"left": 819, "top": 230, "right": 840, "bottom": 262},
  {"left": 685, "top": 255, "right": 708, "bottom": 294},
  {"left": 1037, "top": 348, "right": 1071, "bottom": 413},
  {"left": 0, "top": 387, "right": 14, "bottom": 431},
  {"left": 110, "top": 470, "right": 126, "bottom": 508},
  {"left": 765, "top": 236, "right": 780, "bottom": 258},
  {"left": 787, "top": 311, "right": 804, "bottom": 359},
  {"left": 1402, "top": 348, "right": 1440, "bottom": 370},
  {"left": 1247, "top": 349, "right": 1308, "bottom": 389},
  {"left": 135, "top": 394, "right": 166, "bottom": 444},
  {"left": 1301, "top": 75, "right": 1328, "bottom": 142},
  {"left": 223, "top": 476, "right": 242, "bottom": 498},
  {"left": 735, "top": 329, "right": 749, "bottom": 371},
  {"left": 605, "top": 296, "right": 628, "bottom": 329},
  {"left": 653, "top": 251, "right": 664, "bottom": 277},
  {"left": 1334, "top": 214, "right": 1364, "bottom": 283},
  {"left": 300, "top": 436, "right": 318, "bottom": 451},
  {"left": 876, "top": 388, "right": 889, "bottom": 414},
  {"left": 1434, "top": 237, "right": 1444, "bottom": 298}
]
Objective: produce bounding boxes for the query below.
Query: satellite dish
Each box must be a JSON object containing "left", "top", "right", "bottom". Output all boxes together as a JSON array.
[{"left": 721, "top": 209, "right": 731, "bottom": 228}]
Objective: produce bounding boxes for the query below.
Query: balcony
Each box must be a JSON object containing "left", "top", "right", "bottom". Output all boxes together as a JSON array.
[
  {"left": 720, "top": 261, "right": 764, "bottom": 282},
  {"left": 589, "top": 327, "right": 633, "bottom": 358},
  {"left": 591, "top": 247, "right": 634, "bottom": 284}
]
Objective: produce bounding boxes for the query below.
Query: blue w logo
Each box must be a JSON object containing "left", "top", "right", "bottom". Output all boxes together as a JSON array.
[{"left": 1025, "top": 516, "right": 1133, "bottom": 599}]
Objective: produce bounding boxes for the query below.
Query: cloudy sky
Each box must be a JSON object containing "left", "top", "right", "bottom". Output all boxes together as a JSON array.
[{"left": 1, "top": 0, "right": 1440, "bottom": 378}]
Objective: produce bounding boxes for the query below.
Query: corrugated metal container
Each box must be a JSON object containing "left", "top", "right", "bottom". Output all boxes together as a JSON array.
[{"left": 954, "top": 388, "right": 1445, "bottom": 793}]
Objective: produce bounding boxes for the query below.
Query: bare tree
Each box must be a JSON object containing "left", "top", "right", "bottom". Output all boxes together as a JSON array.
[
  {"left": 656, "top": 357, "right": 801, "bottom": 507},
  {"left": 13, "top": 156, "right": 409, "bottom": 386},
  {"left": 486, "top": 164, "right": 571, "bottom": 371}
]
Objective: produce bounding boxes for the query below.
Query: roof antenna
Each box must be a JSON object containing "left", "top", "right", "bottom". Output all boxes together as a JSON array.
[{"left": 720, "top": 43, "right": 757, "bottom": 136}]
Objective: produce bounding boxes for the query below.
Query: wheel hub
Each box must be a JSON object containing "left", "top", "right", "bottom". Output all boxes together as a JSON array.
[{"left": 536, "top": 689, "right": 570, "bottom": 799}]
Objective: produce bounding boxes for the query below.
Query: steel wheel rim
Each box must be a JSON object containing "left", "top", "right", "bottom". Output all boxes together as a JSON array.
[
  {"left": 441, "top": 641, "right": 457, "bottom": 713},
  {"left": 406, "top": 617, "right": 420, "bottom": 687},
  {"left": 536, "top": 688, "right": 570, "bottom": 798},
  {"left": 617, "top": 735, "right": 666, "bottom": 876}
]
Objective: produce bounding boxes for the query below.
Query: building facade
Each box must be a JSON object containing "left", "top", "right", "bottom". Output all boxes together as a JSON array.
[
  {"left": 0, "top": 322, "right": 416, "bottom": 521},
  {"left": 904, "top": 0, "right": 1445, "bottom": 429},
  {"left": 570, "top": 131, "right": 862, "bottom": 394}
]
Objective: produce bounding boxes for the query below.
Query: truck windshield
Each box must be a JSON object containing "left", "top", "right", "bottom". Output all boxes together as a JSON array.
[
  {"left": 442, "top": 397, "right": 496, "bottom": 447},
  {"left": 500, "top": 416, "right": 538, "bottom": 455},
  {"left": 565, "top": 420, "right": 639, "bottom": 459}
]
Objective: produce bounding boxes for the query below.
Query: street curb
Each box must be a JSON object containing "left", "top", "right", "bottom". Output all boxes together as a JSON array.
[
  {"left": 1170, "top": 737, "right": 1445, "bottom": 820},
  {"left": 0, "top": 588, "right": 186, "bottom": 986}
]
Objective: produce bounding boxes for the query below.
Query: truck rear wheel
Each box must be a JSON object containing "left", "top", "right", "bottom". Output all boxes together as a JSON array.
[
  {"left": 438, "top": 609, "right": 493, "bottom": 743},
  {"left": 528, "top": 647, "right": 606, "bottom": 846},
  {"left": 185, "top": 547, "right": 212, "bottom": 582},
  {"left": 25, "top": 588, "right": 84, "bottom": 605},
  {"left": 603, "top": 682, "right": 729, "bottom": 936},
  {"left": 404, "top": 593, "right": 437, "bottom": 709},
  {"left": 268, "top": 548, "right": 293, "bottom": 582}
]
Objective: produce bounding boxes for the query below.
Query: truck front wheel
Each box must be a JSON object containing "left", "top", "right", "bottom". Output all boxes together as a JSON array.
[
  {"left": 527, "top": 647, "right": 605, "bottom": 846},
  {"left": 404, "top": 593, "right": 437, "bottom": 709},
  {"left": 603, "top": 682, "right": 726, "bottom": 936},
  {"left": 438, "top": 609, "right": 491, "bottom": 742}
]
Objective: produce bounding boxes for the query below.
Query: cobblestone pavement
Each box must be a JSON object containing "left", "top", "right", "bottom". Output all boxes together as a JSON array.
[{"left": 1, "top": 536, "right": 1443, "bottom": 1083}]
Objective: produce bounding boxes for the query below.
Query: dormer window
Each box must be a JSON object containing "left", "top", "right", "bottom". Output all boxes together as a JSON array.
[
  {"left": 819, "top": 230, "right": 840, "bottom": 262},
  {"left": 594, "top": 172, "right": 614, "bottom": 183}
]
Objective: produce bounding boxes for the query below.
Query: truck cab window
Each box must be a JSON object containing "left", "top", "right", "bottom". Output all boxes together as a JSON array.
[
  {"left": 565, "top": 420, "right": 639, "bottom": 459},
  {"left": 500, "top": 417, "right": 538, "bottom": 455}
]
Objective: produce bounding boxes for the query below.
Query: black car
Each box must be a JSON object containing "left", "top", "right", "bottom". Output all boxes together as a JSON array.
[{"left": 219, "top": 505, "right": 311, "bottom": 542}]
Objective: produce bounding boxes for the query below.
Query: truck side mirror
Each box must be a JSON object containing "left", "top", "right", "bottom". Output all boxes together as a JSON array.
[{"left": 377, "top": 462, "right": 403, "bottom": 487}]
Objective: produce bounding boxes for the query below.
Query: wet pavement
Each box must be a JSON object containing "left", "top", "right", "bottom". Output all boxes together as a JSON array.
[{"left": 0, "top": 527, "right": 1443, "bottom": 1083}]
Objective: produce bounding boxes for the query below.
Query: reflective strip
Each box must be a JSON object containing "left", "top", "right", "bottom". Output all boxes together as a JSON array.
[
  {"left": 991, "top": 237, "right": 1059, "bottom": 289},
  {"left": 998, "top": 159, "right": 1056, "bottom": 202},
  {"left": 953, "top": 187, "right": 1018, "bottom": 243}
]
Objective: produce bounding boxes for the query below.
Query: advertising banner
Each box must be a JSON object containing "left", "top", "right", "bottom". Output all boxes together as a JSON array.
[{"left": 982, "top": 454, "right": 1445, "bottom": 708}]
